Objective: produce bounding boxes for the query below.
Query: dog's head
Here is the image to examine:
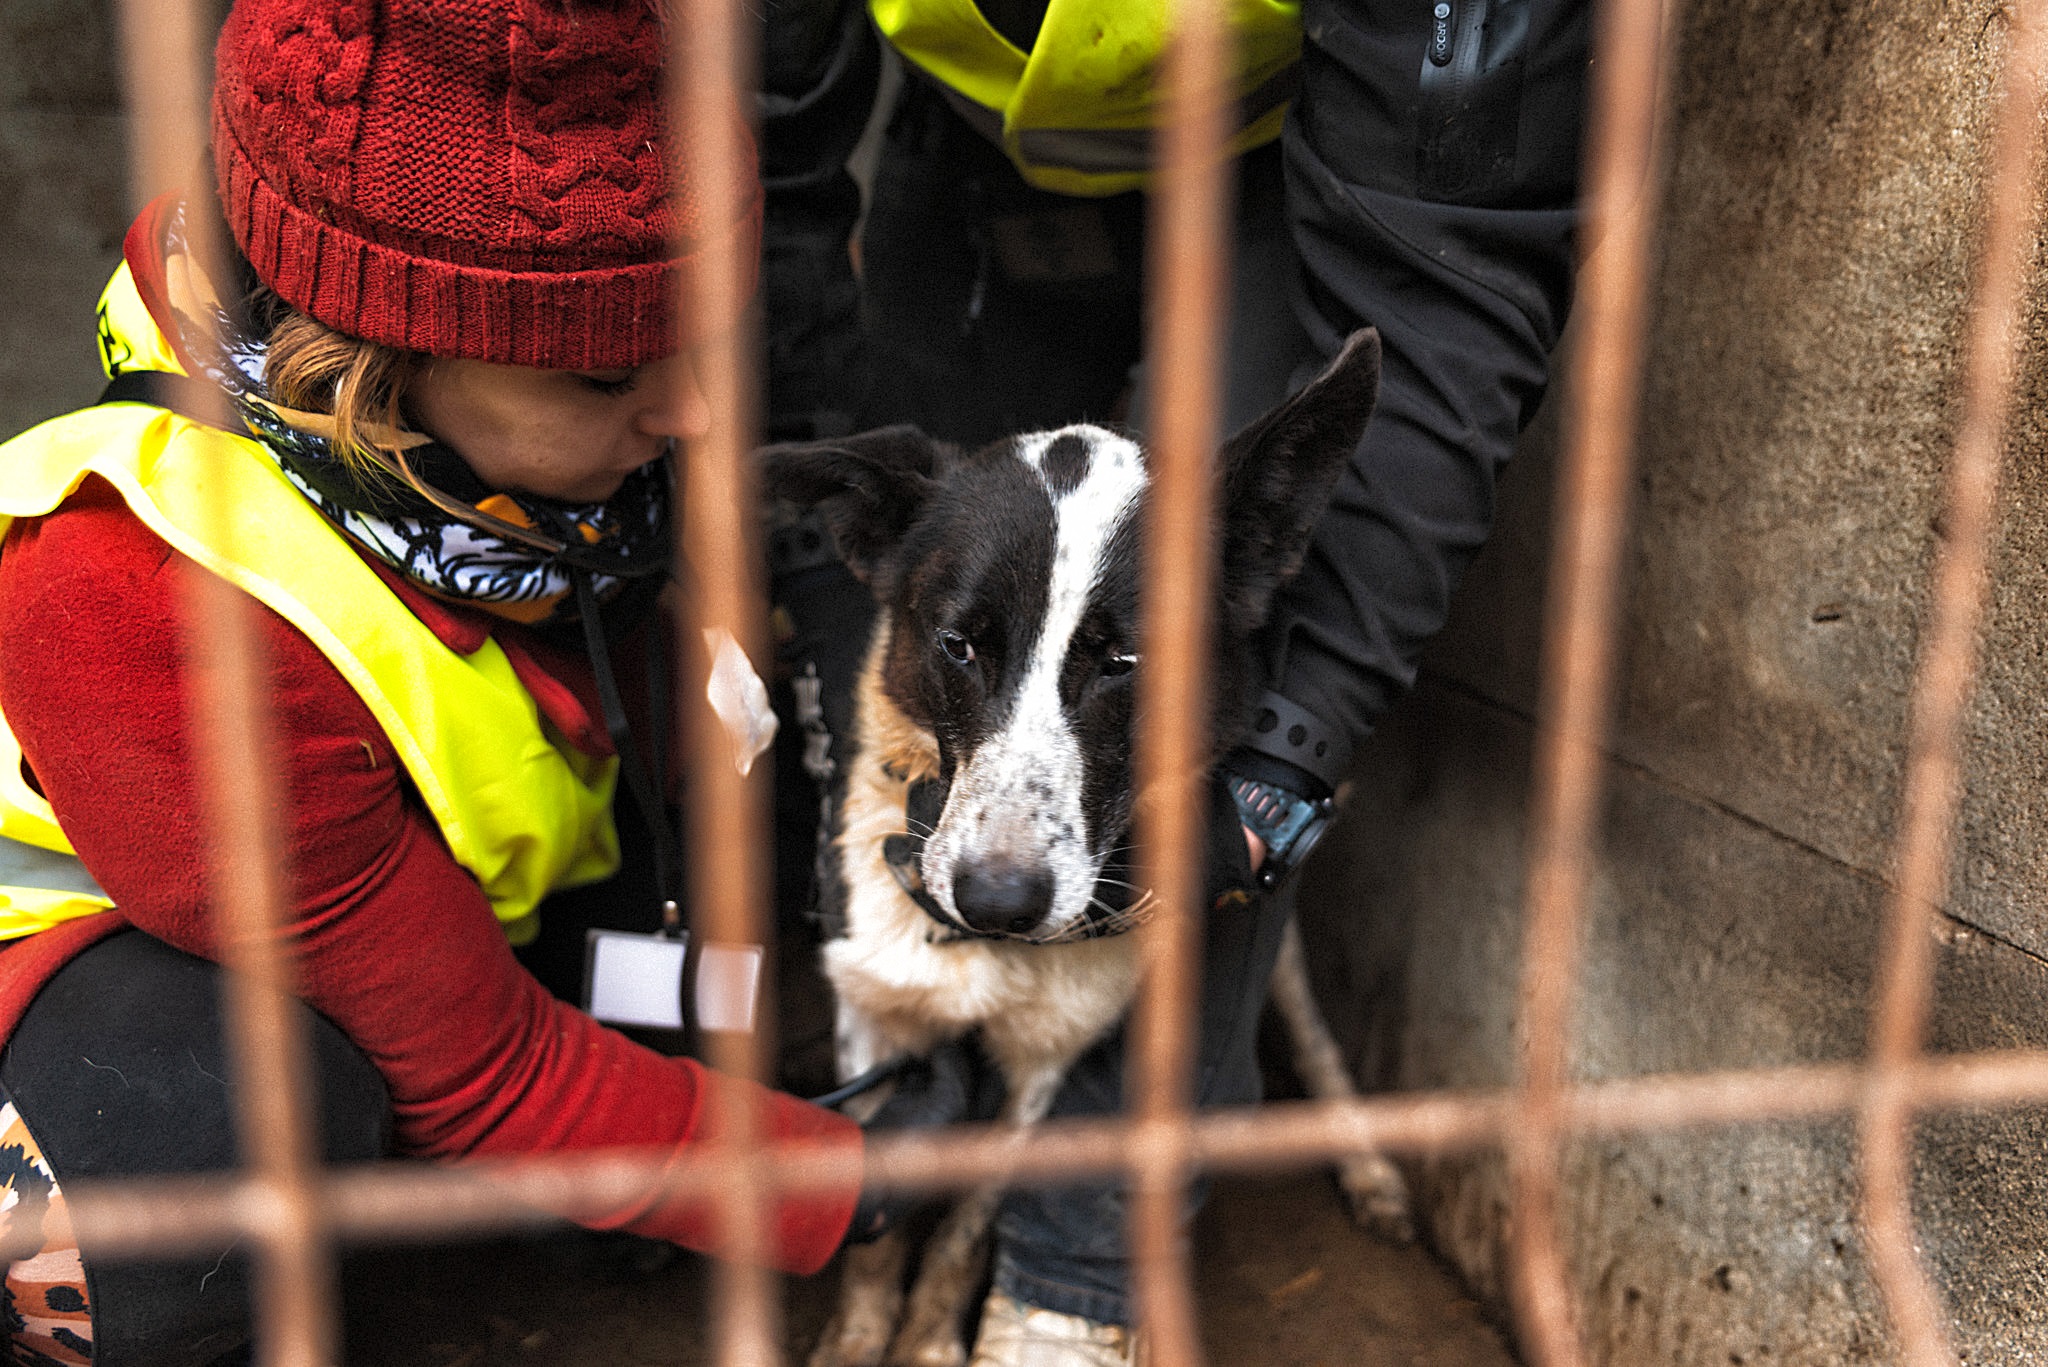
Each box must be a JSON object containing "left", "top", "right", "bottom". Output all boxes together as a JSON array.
[{"left": 765, "top": 329, "right": 1380, "bottom": 942}]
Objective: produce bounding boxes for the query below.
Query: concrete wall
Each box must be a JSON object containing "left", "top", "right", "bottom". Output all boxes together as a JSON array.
[
  {"left": 1298, "top": 1, "right": 2048, "bottom": 1362},
  {"left": 0, "top": 0, "right": 131, "bottom": 444}
]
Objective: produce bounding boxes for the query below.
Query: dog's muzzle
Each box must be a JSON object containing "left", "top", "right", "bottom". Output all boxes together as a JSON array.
[{"left": 882, "top": 778, "right": 1139, "bottom": 944}]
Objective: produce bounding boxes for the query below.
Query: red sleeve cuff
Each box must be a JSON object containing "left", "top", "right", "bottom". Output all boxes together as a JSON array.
[{"left": 569, "top": 1067, "right": 864, "bottom": 1276}]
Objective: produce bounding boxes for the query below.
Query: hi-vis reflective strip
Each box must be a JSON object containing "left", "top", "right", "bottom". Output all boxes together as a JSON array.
[
  {"left": 0, "top": 682, "right": 113, "bottom": 938},
  {"left": 0, "top": 837, "right": 112, "bottom": 941}
]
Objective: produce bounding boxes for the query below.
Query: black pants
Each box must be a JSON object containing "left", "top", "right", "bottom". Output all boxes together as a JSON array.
[
  {"left": 0, "top": 930, "right": 391, "bottom": 1367},
  {"left": 0, "top": 772, "right": 807, "bottom": 1367}
]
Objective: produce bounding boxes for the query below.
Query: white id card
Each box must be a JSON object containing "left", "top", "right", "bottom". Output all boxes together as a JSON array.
[{"left": 584, "top": 929, "right": 689, "bottom": 1030}]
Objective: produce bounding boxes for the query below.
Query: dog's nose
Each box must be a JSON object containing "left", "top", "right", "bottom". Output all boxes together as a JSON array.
[{"left": 952, "top": 861, "right": 1054, "bottom": 937}]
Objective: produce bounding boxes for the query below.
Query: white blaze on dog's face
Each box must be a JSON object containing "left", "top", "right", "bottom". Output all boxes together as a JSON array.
[{"left": 894, "top": 426, "right": 1149, "bottom": 940}]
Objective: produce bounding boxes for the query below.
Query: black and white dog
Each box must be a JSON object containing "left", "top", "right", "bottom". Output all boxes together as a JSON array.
[{"left": 767, "top": 329, "right": 1407, "bottom": 1367}]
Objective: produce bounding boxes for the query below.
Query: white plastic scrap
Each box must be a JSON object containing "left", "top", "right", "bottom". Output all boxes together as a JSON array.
[{"left": 703, "top": 627, "right": 780, "bottom": 777}]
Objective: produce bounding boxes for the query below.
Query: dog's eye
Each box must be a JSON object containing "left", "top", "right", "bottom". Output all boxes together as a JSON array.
[
  {"left": 1101, "top": 652, "right": 1137, "bottom": 678},
  {"left": 936, "top": 629, "right": 976, "bottom": 666}
]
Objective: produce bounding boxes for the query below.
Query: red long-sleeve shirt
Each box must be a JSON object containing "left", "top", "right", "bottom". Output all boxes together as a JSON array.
[{"left": 0, "top": 476, "right": 858, "bottom": 1272}]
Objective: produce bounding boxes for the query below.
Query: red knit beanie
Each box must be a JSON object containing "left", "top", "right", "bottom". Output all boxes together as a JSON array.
[{"left": 211, "top": 0, "right": 758, "bottom": 369}]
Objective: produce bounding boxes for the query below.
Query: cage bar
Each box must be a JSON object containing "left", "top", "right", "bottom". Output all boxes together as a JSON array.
[
  {"left": 670, "top": 0, "right": 782, "bottom": 1360},
  {"left": 60, "top": 1043, "right": 2048, "bottom": 1272},
  {"left": 112, "top": 1, "right": 338, "bottom": 1363},
  {"left": 1127, "top": 0, "right": 1235, "bottom": 1353},
  {"left": 1857, "top": 5, "right": 2048, "bottom": 1365},
  {"left": 1507, "top": 0, "right": 1677, "bottom": 1362}
]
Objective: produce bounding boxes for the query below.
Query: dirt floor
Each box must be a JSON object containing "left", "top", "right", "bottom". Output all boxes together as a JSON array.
[
  {"left": 334, "top": 944, "right": 1518, "bottom": 1366},
  {"left": 337, "top": 1167, "right": 1517, "bottom": 1366}
]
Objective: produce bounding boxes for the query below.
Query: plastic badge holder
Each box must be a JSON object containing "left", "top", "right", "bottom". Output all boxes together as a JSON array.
[
  {"left": 692, "top": 941, "right": 763, "bottom": 1034},
  {"left": 584, "top": 921, "right": 763, "bottom": 1036},
  {"left": 585, "top": 928, "right": 690, "bottom": 1031}
]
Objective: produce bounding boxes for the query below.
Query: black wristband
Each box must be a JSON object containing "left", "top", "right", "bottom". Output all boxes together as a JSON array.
[{"left": 1240, "top": 690, "right": 1351, "bottom": 792}]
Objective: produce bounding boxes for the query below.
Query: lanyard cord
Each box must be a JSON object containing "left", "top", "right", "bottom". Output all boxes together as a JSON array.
[{"left": 573, "top": 567, "right": 684, "bottom": 933}]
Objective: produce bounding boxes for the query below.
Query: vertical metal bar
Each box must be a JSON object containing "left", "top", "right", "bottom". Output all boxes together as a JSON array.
[
  {"left": 1859, "top": 7, "right": 2048, "bottom": 1365},
  {"left": 670, "top": 5, "right": 780, "bottom": 1364},
  {"left": 1507, "top": 0, "right": 1674, "bottom": 1363},
  {"left": 111, "top": 3, "right": 336, "bottom": 1364},
  {"left": 1129, "top": 0, "right": 1230, "bottom": 1353}
]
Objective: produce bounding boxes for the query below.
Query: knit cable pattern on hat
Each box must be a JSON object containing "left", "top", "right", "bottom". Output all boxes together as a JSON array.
[{"left": 212, "top": 0, "right": 760, "bottom": 369}]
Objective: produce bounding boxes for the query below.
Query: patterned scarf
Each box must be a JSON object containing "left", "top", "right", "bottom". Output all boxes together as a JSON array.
[{"left": 147, "top": 202, "right": 672, "bottom": 627}]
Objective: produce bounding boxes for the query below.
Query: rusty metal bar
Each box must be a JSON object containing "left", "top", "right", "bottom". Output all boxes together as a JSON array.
[
  {"left": 670, "top": 1, "right": 781, "bottom": 1361},
  {"left": 1129, "top": 0, "right": 1234, "bottom": 1352},
  {"left": 111, "top": 3, "right": 337, "bottom": 1365},
  {"left": 1508, "top": 0, "right": 1676, "bottom": 1362},
  {"left": 69, "top": 1044, "right": 2048, "bottom": 1268},
  {"left": 1858, "top": 7, "right": 2048, "bottom": 1366}
]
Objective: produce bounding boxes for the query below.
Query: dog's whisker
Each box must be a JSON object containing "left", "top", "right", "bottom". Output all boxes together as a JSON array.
[{"left": 1038, "top": 893, "right": 1159, "bottom": 943}]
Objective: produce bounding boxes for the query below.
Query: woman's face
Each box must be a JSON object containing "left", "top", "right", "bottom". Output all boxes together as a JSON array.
[{"left": 406, "top": 352, "right": 712, "bottom": 504}]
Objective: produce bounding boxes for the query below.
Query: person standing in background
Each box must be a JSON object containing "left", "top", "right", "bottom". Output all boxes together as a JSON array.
[{"left": 758, "top": 0, "right": 1591, "bottom": 1360}]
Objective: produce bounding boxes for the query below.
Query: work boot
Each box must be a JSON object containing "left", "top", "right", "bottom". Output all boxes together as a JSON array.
[{"left": 966, "top": 1291, "right": 1146, "bottom": 1366}]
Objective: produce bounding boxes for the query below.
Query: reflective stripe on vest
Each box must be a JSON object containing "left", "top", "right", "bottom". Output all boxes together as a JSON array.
[
  {"left": 872, "top": 0, "right": 1302, "bottom": 196},
  {"left": 0, "top": 265, "right": 621, "bottom": 943}
]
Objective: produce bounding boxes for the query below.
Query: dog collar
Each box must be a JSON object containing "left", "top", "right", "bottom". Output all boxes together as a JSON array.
[{"left": 882, "top": 779, "right": 970, "bottom": 943}]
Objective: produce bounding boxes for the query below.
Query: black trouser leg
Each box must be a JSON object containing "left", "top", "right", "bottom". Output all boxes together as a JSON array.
[
  {"left": 857, "top": 79, "right": 1148, "bottom": 446},
  {"left": 0, "top": 930, "right": 391, "bottom": 1367}
]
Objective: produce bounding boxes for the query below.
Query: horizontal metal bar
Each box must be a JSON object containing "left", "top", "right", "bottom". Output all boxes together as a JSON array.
[{"left": 62, "top": 1048, "right": 2048, "bottom": 1262}]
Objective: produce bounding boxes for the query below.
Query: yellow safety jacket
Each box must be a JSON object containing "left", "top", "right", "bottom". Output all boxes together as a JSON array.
[
  {"left": 872, "top": 0, "right": 1303, "bottom": 195},
  {"left": 0, "top": 265, "right": 620, "bottom": 945}
]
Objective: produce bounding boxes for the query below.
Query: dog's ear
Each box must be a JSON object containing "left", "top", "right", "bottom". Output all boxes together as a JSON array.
[
  {"left": 1215, "top": 328, "right": 1380, "bottom": 633},
  {"left": 759, "top": 425, "right": 946, "bottom": 586}
]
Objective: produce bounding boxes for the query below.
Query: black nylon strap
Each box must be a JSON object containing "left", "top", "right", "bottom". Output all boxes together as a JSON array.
[
  {"left": 97, "top": 369, "right": 232, "bottom": 426},
  {"left": 573, "top": 568, "right": 683, "bottom": 926}
]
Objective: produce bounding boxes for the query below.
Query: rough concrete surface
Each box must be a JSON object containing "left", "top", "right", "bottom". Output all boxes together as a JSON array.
[
  {"left": 0, "top": 0, "right": 129, "bottom": 444},
  {"left": 1295, "top": 0, "right": 2048, "bottom": 1362}
]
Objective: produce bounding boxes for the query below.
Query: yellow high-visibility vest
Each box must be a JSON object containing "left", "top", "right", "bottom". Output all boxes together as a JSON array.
[
  {"left": 0, "top": 264, "right": 620, "bottom": 945},
  {"left": 872, "top": 0, "right": 1302, "bottom": 196}
]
